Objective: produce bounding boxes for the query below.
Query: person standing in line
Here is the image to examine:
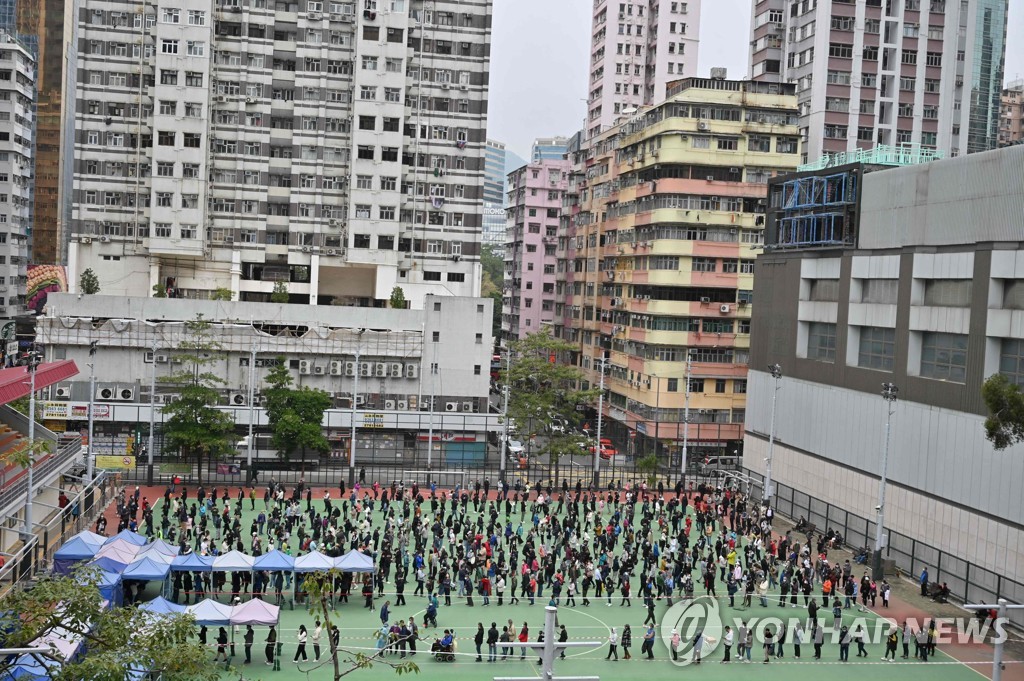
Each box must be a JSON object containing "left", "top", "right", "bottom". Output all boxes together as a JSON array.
[
  {"left": 920, "top": 567, "right": 929, "bottom": 597},
  {"left": 776, "top": 622, "right": 787, "bottom": 658},
  {"left": 901, "top": 621, "right": 912, "bottom": 659},
  {"left": 642, "top": 624, "right": 656, "bottom": 660},
  {"left": 855, "top": 625, "right": 868, "bottom": 657},
  {"left": 487, "top": 622, "right": 499, "bottom": 662},
  {"left": 762, "top": 626, "right": 774, "bottom": 663},
  {"left": 669, "top": 628, "right": 680, "bottom": 661},
  {"left": 621, "top": 624, "right": 632, "bottom": 660},
  {"left": 916, "top": 627, "right": 929, "bottom": 661},
  {"left": 884, "top": 626, "right": 898, "bottom": 661},
  {"left": 744, "top": 626, "right": 753, "bottom": 662},
  {"left": 606, "top": 627, "right": 619, "bottom": 661},
  {"left": 881, "top": 579, "right": 891, "bottom": 607},
  {"left": 792, "top": 622, "right": 803, "bottom": 658},
  {"left": 265, "top": 625, "right": 277, "bottom": 666},
  {"left": 558, "top": 625, "right": 568, "bottom": 659},
  {"left": 294, "top": 624, "right": 308, "bottom": 663},
  {"left": 838, "top": 625, "right": 850, "bottom": 662},
  {"left": 312, "top": 620, "right": 322, "bottom": 662},
  {"left": 691, "top": 629, "right": 704, "bottom": 665},
  {"left": 474, "top": 623, "right": 484, "bottom": 662},
  {"left": 737, "top": 623, "right": 747, "bottom": 662},
  {"left": 812, "top": 623, "right": 824, "bottom": 659},
  {"left": 214, "top": 627, "right": 229, "bottom": 662},
  {"left": 721, "top": 626, "right": 733, "bottom": 663},
  {"left": 407, "top": 617, "right": 419, "bottom": 657},
  {"left": 243, "top": 625, "right": 254, "bottom": 664}
]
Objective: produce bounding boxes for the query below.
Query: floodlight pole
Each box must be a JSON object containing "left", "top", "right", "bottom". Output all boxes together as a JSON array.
[
  {"left": 22, "top": 349, "right": 40, "bottom": 542},
  {"left": 764, "top": 363, "right": 782, "bottom": 507},
  {"left": 873, "top": 382, "right": 898, "bottom": 580},
  {"left": 146, "top": 340, "right": 157, "bottom": 485}
]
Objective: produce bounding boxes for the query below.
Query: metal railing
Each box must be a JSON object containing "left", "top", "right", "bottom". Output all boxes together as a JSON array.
[
  {"left": 743, "top": 468, "right": 1024, "bottom": 630},
  {"left": 0, "top": 410, "right": 82, "bottom": 518}
]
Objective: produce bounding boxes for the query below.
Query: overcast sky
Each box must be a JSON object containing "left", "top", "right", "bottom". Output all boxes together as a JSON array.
[{"left": 488, "top": 0, "right": 1024, "bottom": 159}]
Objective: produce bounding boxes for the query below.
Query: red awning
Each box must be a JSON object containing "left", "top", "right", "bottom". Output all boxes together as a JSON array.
[{"left": 0, "top": 360, "right": 80, "bottom": 406}]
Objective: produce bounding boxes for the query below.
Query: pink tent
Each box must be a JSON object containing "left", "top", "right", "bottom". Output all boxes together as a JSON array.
[{"left": 229, "top": 599, "right": 280, "bottom": 626}]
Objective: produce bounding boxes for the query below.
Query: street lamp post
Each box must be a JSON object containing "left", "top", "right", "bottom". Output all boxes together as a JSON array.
[
  {"left": 426, "top": 345, "right": 438, "bottom": 485},
  {"left": 85, "top": 342, "right": 97, "bottom": 483},
  {"left": 146, "top": 341, "right": 157, "bottom": 486},
  {"left": 764, "top": 363, "right": 783, "bottom": 508},
  {"left": 873, "top": 382, "right": 899, "bottom": 580},
  {"left": 22, "top": 349, "right": 41, "bottom": 541},
  {"left": 348, "top": 348, "right": 361, "bottom": 488},
  {"left": 245, "top": 342, "right": 257, "bottom": 483},
  {"left": 680, "top": 351, "right": 692, "bottom": 487},
  {"left": 593, "top": 357, "right": 607, "bottom": 488}
]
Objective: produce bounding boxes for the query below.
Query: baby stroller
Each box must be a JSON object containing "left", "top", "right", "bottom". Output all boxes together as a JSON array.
[{"left": 431, "top": 637, "right": 456, "bottom": 662}]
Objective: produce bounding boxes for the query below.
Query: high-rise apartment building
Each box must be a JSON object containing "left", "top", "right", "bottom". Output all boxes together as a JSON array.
[
  {"left": 502, "top": 156, "right": 568, "bottom": 343},
  {"left": 530, "top": 136, "right": 568, "bottom": 162},
  {"left": 5, "top": 0, "right": 77, "bottom": 264},
  {"left": 0, "top": 32, "right": 35, "bottom": 315},
  {"left": 69, "top": 1, "right": 492, "bottom": 309},
  {"left": 586, "top": 0, "right": 701, "bottom": 138},
  {"left": 749, "top": 0, "right": 1008, "bottom": 162},
  {"left": 557, "top": 76, "right": 801, "bottom": 465},
  {"left": 999, "top": 79, "right": 1022, "bottom": 146}
]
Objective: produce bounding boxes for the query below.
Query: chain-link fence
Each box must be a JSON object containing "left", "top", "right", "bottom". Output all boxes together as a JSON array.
[{"left": 744, "top": 469, "right": 1024, "bottom": 630}]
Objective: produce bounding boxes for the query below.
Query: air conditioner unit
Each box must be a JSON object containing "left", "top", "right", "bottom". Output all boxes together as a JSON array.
[
  {"left": 118, "top": 387, "right": 135, "bottom": 401},
  {"left": 340, "top": 13, "right": 353, "bottom": 22},
  {"left": 384, "top": 400, "right": 396, "bottom": 410},
  {"left": 55, "top": 386, "right": 71, "bottom": 399},
  {"left": 405, "top": 364, "right": 419, "bottom": 379},
  {"left": 308, "top": 11, "right": 320, "bottom": 19},
  {"left": 397, "top": 400, "right": 407, "bottom": 410},
  {"left": 245, "top": 97, "right": 256, "bottom": 104},
  {"left": 330, "top": 360, "right": 344, "bottom": 375},
  {"left": 390, "top": 363, "right": 403, "bottom": 378},
  {"left": 700, "top": 296, "right": 711, "bottom": 303},
  {"left": 730, "top": 167, "right": 740, "bottom": 174},
  {"left": 155, "top": 353, "right": 169, "bottom": 363},
  {"left": 355, "top": 394, "right": 366, "bottom": 405},
  {"left": 80, "top": 237, "right": 92, "bottom": 244},
  {"left": 215, "top": 95, "right": 227, "bottom": 103},
  {"left": 153, "top": 394, "right": 169, "bottom": 405},
  {"left": 461, "top": 401, "right": 473, "bottom": 412},
  {"left": 313, "top": 365, "right": 326, "bottom": 375},
  {"left": 230, "top": 393, "right": 246, "bottom": 406},
  {"left": 301, "top": 246, "right": 311, "bottom": 253},
  {"left": 326, "top": 248, "right": 337, "bottom": 255},
  {"left": 359, "top": 362, "right": 372, "bottom": 377},
  {"left": 459, "top": 84, "right": 468, "bottom": 90},
  {"left": 100, "top": 236, "right": 111, "bottom": 242},
  {"left": 706, "top": 175, "right": 715, "bottom": 181},
  {"left": 299, "top": 360, "right": 313, "bottom": 374},
  {"left": 344, "top": 361, "right": 356, "bottom": 376},
  {"left": 97, "top": 386, "right": 115, "bottom": 400},
  {"left": 720, "top": 304, "right": 731, "bottom": 313},
  {"left": 374, "top": 362, "right": 387, "bottom": 377},
  {"left": 445, "top": 402, "right": 458, "bottom": 412},
  {"left": 697, "top": 121, "right": 709, "bottom": 131}
]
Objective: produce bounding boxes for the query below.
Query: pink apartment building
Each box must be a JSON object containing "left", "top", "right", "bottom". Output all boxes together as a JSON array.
[{"left": 502, "top": 158, "right": 570, "bottom": 343}]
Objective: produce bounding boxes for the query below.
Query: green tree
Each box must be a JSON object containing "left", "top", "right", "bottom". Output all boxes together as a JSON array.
[
  {"left": 270, "top": 281, "right": 290, "bottom": 303},
  {"left": 487, "top": 291, "right": 503, "bottom": 341},
  {"left": 302, "top": 571, "right": 418, "bottom": 681},
  {"left": 636, "top": 453, "right": 659, "bottom": 485},
  {"left": 152, "top": 284, "right": 167, "bottom": 298},
  {"left": 388, "top": 286, "right": 407, "bottom": 309},
  {"left": 0, "top": 567, "right": 218, "bottom": 681},
  {"left": 504, "top": 329, "right": 599, "bottom": 481},
  {"left": 210, "top": 287, "right": 233, "bottom": 301},
  {"left": 982, "top": 373, "right": 1024, "bottom": 449},
  {"left": 263, "top": 357, "right": 332, "bottom": 461},
  {"left": 159, "top": 314, "right": 235, "bottom": 484},
  {"left": 79, "top": 268, "right": 100, "bottom": 295},
  {"left": 481, "top": 244, "right": 503, "bottom": 287}
]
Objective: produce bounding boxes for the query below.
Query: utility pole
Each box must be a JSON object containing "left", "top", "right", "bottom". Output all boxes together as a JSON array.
[
  {"left": 873, "top": 382, "right": 899, "bottom": 580},
  {"left": 593, "top": 357, "right": 606, "bottom": 488},
  {"left": 499, "top": 384, "right": 510, "bottom": 483},
  {"left": 146, "top": 340, "right": 157, "bottom": 485},
  {"left": 22, "top": 348, "right": 41, "bottom": 542},
  {"left": 348, "top": 349, "right": 361, "bottom": 487},
  {"left": 681, "top": 351, "right": 692, "bottom": 488},
  {"left": 426, "top": 344, "right": 437, "bottom": 484},
  {"left": 85, "top": 341, "right": 98, "bottom": 482},
  {"left": 765, "top": 363, "right": 783, "bottom": 508},
  {"left": 245, "top": 342, "right": 257, "bottom": 483}
]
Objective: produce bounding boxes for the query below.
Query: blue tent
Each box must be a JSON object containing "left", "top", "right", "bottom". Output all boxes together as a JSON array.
[
  {"left": 53, "top": 536, "right": 103, "bottom": 575},
  {"left": 253, "top": 550, "right": 294, "bottom": 572},
  {"left": 95, "top": 570, "right": 124, "bottom": 608},
  {"left": 335, "top": 550, "right": 375, "bottom": 573},
  {"left": 90, "top": 557, "right": 130, "bottom": 574},
  {"left": 139, "top": 596, "right": 186, "bottom": 615},
  {"left": 137, "top": 539, "right": 178, "bottom": 558},
  {"left": 1, "top": 653, "right": 59, "bottom": 681},
  {"left": 122, "top": 557, "right": 170, "bottom": 582},
  {"left": 104, "top": 530, "right": 148, "bottom": 547},
  {"left": 170, "top": 553, "right": 214, "bottom": 572},
  {"left": 293, "top": 551, "right": 334, "bottom": 573}
]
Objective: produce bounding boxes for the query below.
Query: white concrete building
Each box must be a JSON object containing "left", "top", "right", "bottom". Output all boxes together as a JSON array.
[
  {"left": 0, "top": 33, "right": 34, "bottom": 316},
  {"left": 38, "top": 293, "right": 497, "bottom": 468},
  {"left": 748, "top": 0, "right": 1008, "bottom": 163},
  {"left": 69, "top": 1, "right": 492, "bottom": 309},
  {"left": 586, "top": 0, "right": 702, "bottom": 138}
]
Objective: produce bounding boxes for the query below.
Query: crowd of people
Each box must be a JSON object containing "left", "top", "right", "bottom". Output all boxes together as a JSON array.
[{"left": 101, "top": 475, "right": 946, "bottom": 665}]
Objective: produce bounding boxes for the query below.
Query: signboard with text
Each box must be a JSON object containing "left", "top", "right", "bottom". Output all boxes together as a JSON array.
[
  {"left": 360, "top": 413, "right": 385, "bottom": 429},
  {"left": 42, "top": 402, "right": 112, "bottom": 421},
  {"left": 96, "top": 455, "right": 136, "bottom": 470}
]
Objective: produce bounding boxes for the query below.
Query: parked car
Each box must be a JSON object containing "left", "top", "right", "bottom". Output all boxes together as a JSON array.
[
  {"left": 506, "top": 439, "right": 525, "bottom": 458},
  {"left": 589, "top": 444, "right": 617, "bottom": 459}
]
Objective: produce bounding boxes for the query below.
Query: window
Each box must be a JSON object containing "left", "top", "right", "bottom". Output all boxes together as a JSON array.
[
  {"left": 158, "top": 130, "right": 175, "bottom": 146},
  {"left": 691, "top": 257, "right": 716, "bottom": 273},
  {"left": 384, "top": 87, "right": 401, "bottom": 102},
  {"left": 858, "top": 326, "right": 896, "bottom": 371},
  {"left": 360, "top": 85, "right": 376, "bottom": 100},
  {"left": 182, "top": 163, "right": 200, "bottom": 178},
  {"left": 357, "top": 145, "right": 374, "bottom": 160},
  {"left": 777, "top": 137, "right": 799, "bottom": 154},
  {"left": 156, "top": 162, "right": 175, "bottom": 177},
  {"left": 926, "top": 52, "right": 942, "bottom": 66},
  {"left": 828, "top": 43, "right": 853, "bottom": 59},
  {"left": 447, "top": 272, "right": 465, "bottom": 282},
  {"left": 361, "top": 56, "right": 378, "bottom": 70},
  {"left": 185, "top": 71, "right": 203, "bottom": 86},
  {"left": 999, "top": 339, "right": 1024, "bottom": 387},
  {"left": 807, "top": 322, "right": 836, "bottom": 362},
  {"left": 161, "top": 39, "right": 178, "bottom": 54},
  {"left": 186, "top": 41, "right": 204, "bottom": 56},
  {"left": 381, "top": 176, "right": 397, "bottom": 190},
  {"left": 861, "top": 279, "right": 899, "bottom": 304},
  {"left": 159, "top": 100, "right": 176, "bottom": 115},
  {"left": 923, "top": 280, "right": 971, "bottom": 307},
  {"left": 354, "top": 204, "right": 371, "bottom": 218},
  {"left": 900, "top": 76, "right": 916, "bottom": 91},
  {"left": 154, "top": 223, "right": 172, "bottom": 238},
  {"left": 182, "top": 133, "right": 201, "bottom": 148},
  {"left": 717, "top": 138, "right": 738, "bottom": 151},
  {"left": 155, "top": 192, "right": 173, "bottom": 207},
  {"left": 808, "top": 279, "right": 839, "bottom": 301},
  {"left": 160, "top": 70, "right": 178, "bottom": 85},
  {"left": 356, "top": 175, "right": 372, "bottom": 189},
  {"left": 920, "top": 332, "right": 967, "bottom": 382},
  {"left": 187, "top": 9, "right": 205, "bottom": 24},
  {"left": 715, "top": 379, "right": 727, "bottom": 394},
  {"left": 161, "top": 7, "right": 180, "bottom": 22},
  {"left": 901, "top": 50, "right": 917, "bottom": 65},
  {"left": 378, "top": 206, "right": 395, "bottom": 220}
]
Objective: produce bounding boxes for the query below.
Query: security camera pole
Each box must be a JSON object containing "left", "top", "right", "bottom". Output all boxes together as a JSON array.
[{"left": 873, "top": 382, "right": 898, "bottom": 580}]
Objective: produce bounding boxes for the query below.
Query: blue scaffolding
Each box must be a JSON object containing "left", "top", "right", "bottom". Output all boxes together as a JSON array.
[
  {"left": 778, "top": 213, "right": 848, "bottom": 247},
  {"left": 776, "top": 167, "right": 858, "bottom": 247}
]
